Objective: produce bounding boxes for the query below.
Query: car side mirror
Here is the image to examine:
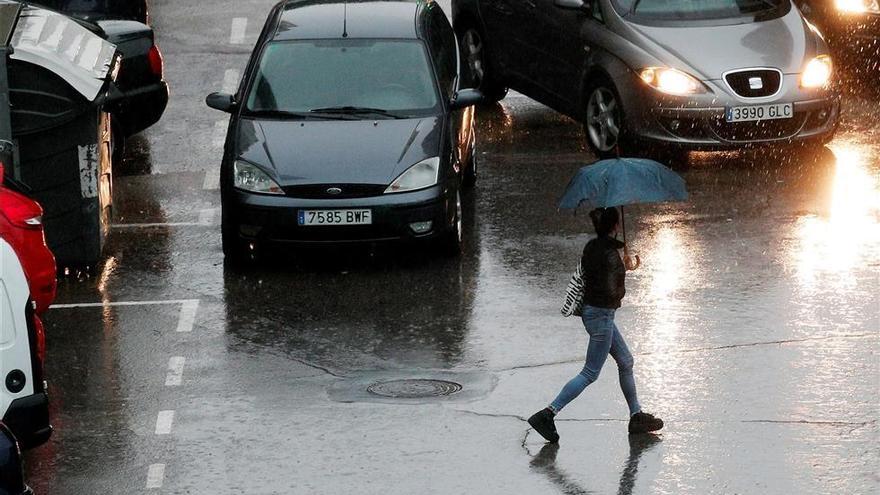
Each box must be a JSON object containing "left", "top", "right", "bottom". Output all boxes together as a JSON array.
[
  {"left": 554, "top": 0, "right": 589, "bottom": 11},
  {"left": 206, "top": 92, "right": 237, "bottom": 113},
  {"left": 450, "top": 89, "right": 484, "bottom": 110}
]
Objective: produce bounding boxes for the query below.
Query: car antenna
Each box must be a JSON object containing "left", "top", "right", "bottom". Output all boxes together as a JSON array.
[{"left": 342, "top": 1, "right": 348, "bottom": 38}]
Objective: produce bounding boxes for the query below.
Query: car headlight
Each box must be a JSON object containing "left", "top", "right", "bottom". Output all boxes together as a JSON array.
[
  {"left": 639, "top": 67, "right": 706, "bottom": 96},
  {"left": 233, "top": 160, "right": 283, "bottom": 195},
  {"left": 801, "top": 55, "right": 834, "bottom": 89},
  {"left": 835, "top": 0, "right": 879, "bottom": 14},
  {"left": 384, "top": 157, "right": 440, "bottom": 194}
]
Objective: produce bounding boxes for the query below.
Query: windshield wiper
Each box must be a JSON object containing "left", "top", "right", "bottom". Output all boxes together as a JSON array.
[
  {"left": 309, "top": 106, "right": 406, "bottom": 119},
  {"left": 247, "top": 109, "right": 354, "bottom": 120}
]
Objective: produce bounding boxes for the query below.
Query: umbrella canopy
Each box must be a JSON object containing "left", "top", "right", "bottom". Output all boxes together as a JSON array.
[{"left": 558, "top": 157, "right": 688, "bottom": 210}]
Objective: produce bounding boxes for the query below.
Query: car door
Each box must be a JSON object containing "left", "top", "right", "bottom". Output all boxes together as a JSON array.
[{"left": 532, "top": 0, "right": 603, "bottom": 113}]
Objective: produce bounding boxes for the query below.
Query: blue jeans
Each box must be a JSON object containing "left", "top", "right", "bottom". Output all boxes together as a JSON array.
[{"left": 549, "top": 306, "right": 641, "bottom": 415}]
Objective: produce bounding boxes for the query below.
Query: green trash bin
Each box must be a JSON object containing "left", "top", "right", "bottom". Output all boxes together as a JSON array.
[{"left": 2, "top": 2, "right": 119, "bottom": 269}]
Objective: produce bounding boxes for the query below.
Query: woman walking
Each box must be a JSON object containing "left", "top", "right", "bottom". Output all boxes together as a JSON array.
[{"left": 528, "top": 207, "right": 663, "bottom": 443}]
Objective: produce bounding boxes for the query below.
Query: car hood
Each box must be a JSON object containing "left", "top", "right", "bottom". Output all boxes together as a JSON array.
[
  {"left": 623, "top": 9, "right": 818, "bottom": 80},
  {"left": 236, "top": 116, "right": 443, "bottom": 187}
]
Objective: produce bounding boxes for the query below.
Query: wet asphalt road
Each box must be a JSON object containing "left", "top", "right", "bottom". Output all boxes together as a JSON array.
[{"left": 22, "top": 0, "right": 880, "bottom": 493}]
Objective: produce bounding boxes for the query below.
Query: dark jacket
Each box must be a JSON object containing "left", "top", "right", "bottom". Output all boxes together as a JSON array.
[{"left": 581, "top": 235, "right": 626, "bottom": 309}]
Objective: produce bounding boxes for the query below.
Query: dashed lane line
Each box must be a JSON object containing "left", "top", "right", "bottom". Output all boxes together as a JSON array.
[
  {"left": 165, "top": 357, "right": 186, "bottom": 387},
  {"left": 155, "top": 411, "right": 175, "bottom": 435},
  {"left": 110, "top": 209, "right": 219, "bottom": 228},
  {"left": 175, "top": 299, "right": 200, "bottom": 333},
  {"left": 52, "top": 299, "right": 200, "bottom": 309},
  {"left": 146, "top": 464, "right": 165, "bottom": 489},
  {"left": 230, "top": 17, "right": 247, "bottom": 44}
]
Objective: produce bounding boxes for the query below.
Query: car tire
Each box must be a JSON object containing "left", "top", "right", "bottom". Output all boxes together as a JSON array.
[
  {"left": 583, "top": 79, "right": 629, "bottom": 159},
  {"left": 439, "top": 190, "right": 463, "bottom": 257},
  {"left": 458, "top": 24, "right": 508, "bottom": 103}
]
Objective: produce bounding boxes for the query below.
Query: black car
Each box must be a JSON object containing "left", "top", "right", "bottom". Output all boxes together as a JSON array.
[
  {"left": 796, "top": 0, "right": 880, "bottom": 73},
  {"left": 206, "top": 0, "right": 482, "bottom": 262},
  {"left": 35, "top": 0, "right": 167, "bottom": 158}
]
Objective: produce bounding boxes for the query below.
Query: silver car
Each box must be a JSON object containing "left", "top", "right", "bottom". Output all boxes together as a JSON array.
[{"left": 452, "top": 0, "right": 840, "bottom": 158}]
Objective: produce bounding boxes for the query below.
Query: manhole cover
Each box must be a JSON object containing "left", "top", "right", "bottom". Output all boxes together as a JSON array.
[{"left": 367, "top": 379, "right": 463, "bottom": 398}]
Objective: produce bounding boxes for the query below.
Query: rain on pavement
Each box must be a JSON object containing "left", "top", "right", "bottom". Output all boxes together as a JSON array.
[{"left": 22, "top": 0, "right": 880, "bottom": 493}]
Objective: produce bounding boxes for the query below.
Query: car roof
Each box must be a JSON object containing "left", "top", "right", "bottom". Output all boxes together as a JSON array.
[{"left": 272, "top": 0, "right": 430, "bottom": 41}]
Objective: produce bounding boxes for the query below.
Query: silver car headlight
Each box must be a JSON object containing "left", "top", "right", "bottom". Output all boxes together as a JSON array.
[
  {"left": 233, "top": 160, "right": 284, "bottom": 195},
  {"left": 384, "top": 157, "right": 440, "bottom": 194},
  {"left": 801, "top": 55, "right": 834, "bottom": 89},
  {"left": 835, "top": 0, "right": 879, "bottom": 14},
  {"left": 639, "top": 67, "right": 707, "bottom": 96}
]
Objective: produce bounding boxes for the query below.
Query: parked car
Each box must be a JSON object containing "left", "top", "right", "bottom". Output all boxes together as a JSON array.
[
  {"left": 0, "top": 164, "right": 56, "bottom": 315},
  {"left": 453, "top": 0, "right": 840, "bottom": 158},
  {"left": 34, "top": 0, "right": 168, "bottom": 160},
  {"left": 0, "top": 235, "right": 51, "bottom": 451},
  {"left": 206, "top": 0, "right": 482, "bottom": 263},
  {"left": 795, "top": 0, "right": 880, "bottom": 70},
  {"left": 0, "top": 423, "right": 32, "bottom": 495}
]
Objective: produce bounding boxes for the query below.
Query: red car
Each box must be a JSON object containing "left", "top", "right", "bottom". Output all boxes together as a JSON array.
[{"left": 0, "top": 163, "right": 56, "bottom": 315}]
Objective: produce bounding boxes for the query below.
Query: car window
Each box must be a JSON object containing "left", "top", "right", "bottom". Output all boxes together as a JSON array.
[
  {"left": 425, "top": 7, "right": 458, "bottom": 99},
  {"left": 245, "top": 39, "right": 440, "bottom": 117},
  {"left": 613, "top": 0, "right": 788, "bottom": 21}
]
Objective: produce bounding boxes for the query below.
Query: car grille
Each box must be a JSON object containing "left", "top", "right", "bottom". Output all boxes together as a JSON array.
[
  {"left": 713, "top": 113, "right": 808, "bottom": 142},
  {"left": 724, "top": 69, "right": 782, "bottom": 98},
  {"left": 281, "top": 184, "right": 387, "bottom": 199}
]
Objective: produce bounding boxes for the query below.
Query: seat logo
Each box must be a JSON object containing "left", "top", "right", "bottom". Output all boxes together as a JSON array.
[
  {"left": 749, "top": 77, "right": 763, "bottom": 90},
  {"left": 326, "top": 187, "right": 343, "bottom": 195}
]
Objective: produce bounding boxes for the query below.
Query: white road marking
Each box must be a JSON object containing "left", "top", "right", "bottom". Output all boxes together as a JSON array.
[
  {"left": 230, "top": 17, "right": 247, "bottom": 44},
  {"left": 165, "top": 357, "right": 185, "bottom": 386},
  {"left": 146, "top": 464, "right": 165, "bottom": 489},
  {"left": 155, "top": 410, "right": 175, "bottom": 435},
  {"left": 111, "top": 209, "right": 218, "bottom": 229},
  {"left": 203, "top": 164, "right": 221, "bottom": 190},
  {"left": 175, "top": 299, "right": 200, "bottom": 333},
  {"left": 53, "top": 299, "right": 200, "bottom": 309},
  {"left": 222, "top": 69, "right": 240, "bottom": 94}
]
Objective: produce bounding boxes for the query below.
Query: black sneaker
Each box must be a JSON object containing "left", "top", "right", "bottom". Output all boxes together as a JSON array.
[
  {"left": 528, "top": 408, "right": 560, "bottom": 443},
  {"left": 628, "top": 412, "right": 664, "bottom": 434}
]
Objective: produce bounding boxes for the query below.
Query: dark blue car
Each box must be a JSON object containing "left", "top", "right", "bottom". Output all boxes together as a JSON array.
[{"left": 206, "top": 0, "right": 483, "bottom": 264}]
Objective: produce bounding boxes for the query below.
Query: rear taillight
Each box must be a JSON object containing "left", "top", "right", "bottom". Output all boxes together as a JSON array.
[
  {"left": 148, "top": 44, "right": 164, "bottom": 79},
  {"left": 0, "top": 189, "right": 43, "bottom": 230}
]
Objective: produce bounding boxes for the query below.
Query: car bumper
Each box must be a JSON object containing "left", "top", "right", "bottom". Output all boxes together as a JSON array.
[
  {"left": 2, "top": 392, "right": 51, "bottom": 451},
  {"left": 618, "top": 75, "right": 840, "bottom": 150},
  {"left": 116, "top": 81, "right": 169, "bottom": 136},
  {"left": 227, "top": 185, "right": 455, "bottom": 245}
]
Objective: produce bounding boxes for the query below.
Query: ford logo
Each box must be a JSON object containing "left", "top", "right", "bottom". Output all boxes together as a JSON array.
[{"left": 326, "top": 187, "right": 343, "bottom": 196}]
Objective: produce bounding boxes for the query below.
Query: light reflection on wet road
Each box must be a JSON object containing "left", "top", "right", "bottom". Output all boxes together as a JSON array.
[{"left": 21, "top": 0, "right": 880, "bottom": 492}]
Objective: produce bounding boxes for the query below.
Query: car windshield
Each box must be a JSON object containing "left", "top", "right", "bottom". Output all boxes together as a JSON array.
[
  {"left": 245, "top": 39, "right": 440, "bottom": 119},
  {"left": 614, "top": 0, "right": 786, "bottom": 21}
]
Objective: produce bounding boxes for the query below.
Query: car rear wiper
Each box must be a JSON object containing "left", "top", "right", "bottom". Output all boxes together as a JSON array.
[{"left": 309, "top": 106, "right": 406, "bottom": 119}]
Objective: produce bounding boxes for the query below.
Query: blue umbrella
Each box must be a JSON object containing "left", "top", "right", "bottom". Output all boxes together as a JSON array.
[
  {"left": 558, "top": 158, "right": 688, "bottom": 251},
  {"left": 558, "top": 157, "right": 688, "bottom": 211}
]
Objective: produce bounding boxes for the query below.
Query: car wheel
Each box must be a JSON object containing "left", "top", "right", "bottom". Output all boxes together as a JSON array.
[
  {"left": 439, "top": 190, "right": 463, "bottom": 257},
  {"left": 460, "top": 26, "right": 508, "bottom": 103},
  {"left": 584, "top": 81, "right": 627, "bottom": 158}
]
